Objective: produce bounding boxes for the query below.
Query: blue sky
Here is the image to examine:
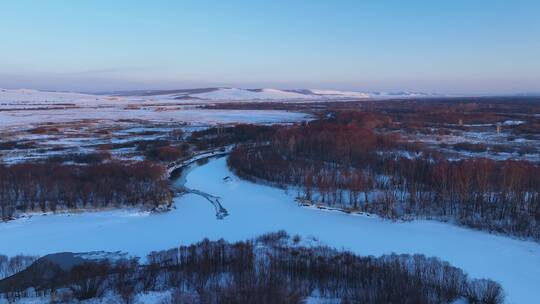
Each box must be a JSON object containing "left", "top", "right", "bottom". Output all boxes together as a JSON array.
[{"left": 0, "top": 0, "right": 539, "bottom": 94}]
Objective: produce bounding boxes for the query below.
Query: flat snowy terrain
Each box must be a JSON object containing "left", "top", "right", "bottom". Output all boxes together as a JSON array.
[
  {"left": 0, "top": 107, "right": 308, "bottom": 129},
  {"left": 0, "top": 157, "right": 538, "bottom": 303},
  {"left": 0, "top": 88, "right": 114, "bottom": 104},
  {"left": 0, "top": 87, "right": 437, "bottom": 128},
  {"left": 0, "top": 88, "right": 313, "bottom": 129}
]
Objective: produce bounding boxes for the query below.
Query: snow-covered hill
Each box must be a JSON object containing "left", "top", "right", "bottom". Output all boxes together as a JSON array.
[
  {"left": 192, "top": 88, "right": 310, "bottom": 100},
  {"left": 121, "top": 87, "right": 438, "bottom": 101},
  {"left": 1, "top": 87, "right": 439, "bottom": 104}
]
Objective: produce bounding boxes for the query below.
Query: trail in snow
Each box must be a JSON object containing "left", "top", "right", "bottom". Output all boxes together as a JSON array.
[
  {"left": 181, "top": 189, "right": 228, "bottom": 219},
  {"left": 170, "top": 152, "right": 230, "bottom": 219}
]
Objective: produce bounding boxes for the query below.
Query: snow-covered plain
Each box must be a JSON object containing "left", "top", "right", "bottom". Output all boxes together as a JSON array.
[
  {"left": 0, "top": 88, "right": 113, "bottom": 104},
  {"left": 0, "top": 157, "right": 538, "bottom": 303},
  {"left": 0, "top": 88, "right": 312, "bottom": 129},
  {"left": 0, "top": 87, "right": 440, "bottom": 128},
  {"left": 0, "top": 107, "right": 309, "bottom": 129}
]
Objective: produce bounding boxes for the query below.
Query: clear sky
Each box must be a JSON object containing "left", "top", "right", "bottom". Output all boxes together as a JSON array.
[{"left": 1, "top": 0, "right": 539, "bottom": 94}]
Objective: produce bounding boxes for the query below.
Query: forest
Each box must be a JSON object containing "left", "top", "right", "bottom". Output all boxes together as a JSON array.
[
  {"left": 0, "top": 232, "right": 504, "bottom": 304},
  {"left": 228, "top": 112, "right": 540, "bottom": 240},
  {"left": 0, "top": 161, "right": 172, "bottom": 220}
]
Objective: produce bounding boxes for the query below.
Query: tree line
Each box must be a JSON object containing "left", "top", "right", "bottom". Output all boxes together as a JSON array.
[
  {"left": 0, "top": 254, "right": 37, "bottom": 280},
  {"left": 228, "top": 113, "right": 540, "bottom": 240},
  {"left": 0, "top": 161, "right": 172, "bottom": 220},
  {"left": 0, "top": 232, "right": 504, "bottom": 303},
  {"left": 187, "top": 123, "right": 277, "bottom": 150}
]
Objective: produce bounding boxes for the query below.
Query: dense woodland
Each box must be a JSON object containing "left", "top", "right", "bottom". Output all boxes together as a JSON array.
[
  {"left": 207, "top": 97, "right": 540, "bottom": 139},
  {"left": 228, "top": 112, "right": 540, "bottom": 240},
  {"left": 0, "top": 161, "right": 172, "bottom": 220},
  {"left": 187, "top": 123, "right": 277, "bottom": 150},
  {"left": 0, "top": 232, "right": 504, "bottom": 304}
]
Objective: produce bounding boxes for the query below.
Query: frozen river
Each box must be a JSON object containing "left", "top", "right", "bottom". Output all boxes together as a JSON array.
[{"left": 1, "top": 157, "right": 539, "bottom": 303}]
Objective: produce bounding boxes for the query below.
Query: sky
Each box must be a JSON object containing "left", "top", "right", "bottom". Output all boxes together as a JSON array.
[{"left": 0, "top": 0, "right": 539, "bottom": 94}]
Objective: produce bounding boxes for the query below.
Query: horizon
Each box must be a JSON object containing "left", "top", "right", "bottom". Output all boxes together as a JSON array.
[{"left": 1, "top": 0, "right": 539, "bottom": 94}]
